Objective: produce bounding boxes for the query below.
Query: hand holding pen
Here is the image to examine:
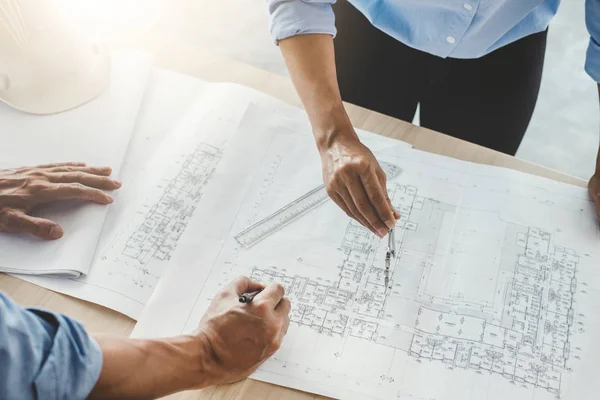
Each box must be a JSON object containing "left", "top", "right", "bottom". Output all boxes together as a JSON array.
[
  {"left": 195, "top": 277, "right": 291, "bottom": 385},
  {"left": 239, "top": 289, "right": 262, "bottom": 303}
]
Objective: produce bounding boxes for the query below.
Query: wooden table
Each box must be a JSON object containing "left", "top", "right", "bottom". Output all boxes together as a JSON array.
[{"left": 0, "top": 36, "right": 588, "bottom": 399}]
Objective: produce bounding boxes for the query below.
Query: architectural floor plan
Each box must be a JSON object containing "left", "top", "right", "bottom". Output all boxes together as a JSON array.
[
  {"left": 102, "top": 142, "right": 222, "bottom": 290},
  {"left": 133, "top": 104, "right": 600, "bottom": 399},
  {"left": 249, "top": 184, "right": 580, "bottom": 396},
  {"left": 21, "top": 83, "right": 295, "bottom": 318}
]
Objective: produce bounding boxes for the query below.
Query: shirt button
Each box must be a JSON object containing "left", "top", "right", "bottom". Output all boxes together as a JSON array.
[
  {"left": 446, "top": 36, "right": 456, "bottom": 44},
  {"left": 463, "top": 3, "right": 473, "bottom": 11}
]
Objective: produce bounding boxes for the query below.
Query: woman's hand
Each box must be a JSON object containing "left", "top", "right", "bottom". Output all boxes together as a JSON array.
[
  {"left": 321, "top": 134, "right": 400, "bottom": 237},
  {"left": 0, "top": 162, "right": 121, "bottom": 239},
  {"left": 279, "top": 35, "right": 399, "bottom": 236}
]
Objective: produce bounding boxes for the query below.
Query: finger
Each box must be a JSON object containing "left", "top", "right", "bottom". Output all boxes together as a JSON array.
[
  {"left": 281, "top": 313, "right": 290, "bottom": 337},
  {"left": 275, "top": 296, "right": 291, "bottom": 316},
  {"left": 0, "top": 210, "right": 63, "bottom": 240},
  {"left": 47, "top": 172, "right": 121, "bottom": 190},
  {"left": 362, "top": 169, "right": 396, "bottom": 229},
  {"left": 278, "top": 310, "right": 291, "bottom": 342},
  {"left": 35, "top": 162, "right": 86, "bottom": 168},
  {"left": 376, "top": 168, "right": 401, "bottom": 221},
  {"left": 275, "top": 298, "right": 291, "bottom": 345},
  {"left": 589, "top": 177, "right": 600, "bottom": 216},
  {"left": 227, "top": 276, "right": 265, "bottom": 296},
  {"left": 337, "top": 188, "right": 378, "bottom": 233},
  {"left": 329, "top": 192, "right": 356, "bottom": 220},
  {"left": 38, "top": 183, "right": 114, "bottom": 204},
  {"left": 45, "top": 166, "right": 112, "bottom": 176},
  {"left": 388, "top": 198, "right": 400, "bottom": 220},
  {"left": 254, "top": 282, "right": 285, "bottom": 308},
  {"left": 344, "top": 175, "right": 388, "bottom": 238}
]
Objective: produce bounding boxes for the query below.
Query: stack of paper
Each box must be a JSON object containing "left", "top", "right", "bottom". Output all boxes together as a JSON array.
[
  {"left": 0, "top": 52, "right": 151, "bottom": 277},
  {"left": 2, "top": 59, "right": 410, "bottom": 318},
  {"left": 131, "top": 103, "right": 600, "bottom": 400},
  {"left": 4, "top": 56, "right": 600, "bottom": 399}
]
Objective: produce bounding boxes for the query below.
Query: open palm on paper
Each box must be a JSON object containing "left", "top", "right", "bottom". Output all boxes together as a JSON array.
[{"left": 0, "top": 162, "right": 121, "bottom": 240}]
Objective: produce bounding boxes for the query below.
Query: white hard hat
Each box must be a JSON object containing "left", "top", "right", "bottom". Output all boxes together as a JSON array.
[{"left": 0, "top": 0, "right": 110, "bottom": 115}]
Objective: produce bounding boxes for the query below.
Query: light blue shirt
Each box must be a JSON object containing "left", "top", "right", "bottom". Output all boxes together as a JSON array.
[
  {"left": 0, "top": 292, "right": 102, "bottom": 399},
  {"left": 267, "top": 0, "right": 600, "bottom": 82}
]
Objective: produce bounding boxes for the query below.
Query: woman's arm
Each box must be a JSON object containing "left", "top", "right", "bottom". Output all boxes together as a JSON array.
[{"left": 280, "top": 34, "right": 399, "bottom": 237}]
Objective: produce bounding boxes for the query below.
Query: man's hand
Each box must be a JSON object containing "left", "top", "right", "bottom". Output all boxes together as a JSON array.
[
  {"left": 196, "top": 276, "right": 291, "bottom": 385},
  {"left": 321, "top": 134, "right": 400, "bottom": 238},
  {"left": 91, "top": 277, "right": 291, "bottom": 399},
  {"left": 0, "top": 162, "right": 121, "bottom": 239}
]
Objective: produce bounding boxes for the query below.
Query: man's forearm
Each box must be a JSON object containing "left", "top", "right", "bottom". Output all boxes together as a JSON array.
[
  {"left": 90, "top": 335, "right": 213, "bottom": 399},
  {"left": 279, "top": 34, "right": 357, "bottom": 150}
]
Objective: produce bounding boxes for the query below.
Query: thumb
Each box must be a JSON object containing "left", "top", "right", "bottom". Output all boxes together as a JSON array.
[
  {"left": 376, "top": 167, "right": 401, "bottom": 221},
  {"left": 0, "top": 210, "right": 63, "bottom": 240},
  {"left": 227, "top": 276, "right": 265, "bottom": 296}
]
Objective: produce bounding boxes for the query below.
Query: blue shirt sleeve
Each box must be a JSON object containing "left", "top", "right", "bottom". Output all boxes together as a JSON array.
[
  {"left": 0, "top": 292, "right": 102, "bottom": 400},
  {"left": 586, "top": 0, "right": 600, "bottom": 82},
  {"left": 267, "top": 0, "right": 337, "bottom": 43}
]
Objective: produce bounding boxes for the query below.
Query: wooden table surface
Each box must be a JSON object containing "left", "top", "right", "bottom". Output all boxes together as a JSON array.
[{"left": 0, "top": 35, "right": 588, "bottom": 400}]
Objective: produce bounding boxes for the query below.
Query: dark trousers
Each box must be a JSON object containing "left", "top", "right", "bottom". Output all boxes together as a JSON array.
[{"left": 333, "top": 0, "right": 548, "bottom": 155}]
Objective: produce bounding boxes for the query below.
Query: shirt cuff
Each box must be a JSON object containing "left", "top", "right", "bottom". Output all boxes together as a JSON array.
[
  {"left": 585, "top": 37, "right": 600, "bottom": 83},
  {"left": 31, "top": 310, "right": 103, "bottom": 400},
  {"left": 268, "top": 0, "right": 337, "bottom": 44}
]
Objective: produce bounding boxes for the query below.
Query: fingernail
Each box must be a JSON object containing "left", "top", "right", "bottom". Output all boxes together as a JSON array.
[
  {"left": 385, "top": 219, "right": 396, "bottom": 229},
  {"left": 106, "top": 195, "right": 114, "bottom": 203},
  {"left": 377, "top": 227, "right": 388, "bottom": 238},
  {"left": 49, "top": 226, "right": 63, "bottom": 239},
  {"left": 113, "top": 180, "right": 122, "bottom": 188}
]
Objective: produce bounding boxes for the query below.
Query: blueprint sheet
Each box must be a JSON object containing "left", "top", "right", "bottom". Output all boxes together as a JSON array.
[
  {"left": 0, "top": 52, "right": 151, "bottom": 276},
  {"left": 133, "top": 103, "right": 600, "bottom": 399},
  {"left": 23, "top": 82, "right": 409, "bottom": 318}
]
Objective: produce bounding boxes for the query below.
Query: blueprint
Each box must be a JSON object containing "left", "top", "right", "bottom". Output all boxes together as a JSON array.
[
  {"left": 22, "top": 82, "right": 409, "bottom": 318},
  {"left": 133, "top": 103, "right": 600, "bottom": 399},
  {"left": 0, "top": 52, "right": 151, "bottom": 276},
  {"left": 21, "top": 83, "right": 285, "bottom": 317}
]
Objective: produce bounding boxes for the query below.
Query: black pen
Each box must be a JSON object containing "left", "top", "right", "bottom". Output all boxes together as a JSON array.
[{"left": 238, "top": 289, "right": 263, "bottom": 303}]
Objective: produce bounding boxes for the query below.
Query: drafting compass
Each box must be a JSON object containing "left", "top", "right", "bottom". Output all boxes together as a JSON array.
[{"left": 384, "top": 228, "right": 395, "bottom": 289}]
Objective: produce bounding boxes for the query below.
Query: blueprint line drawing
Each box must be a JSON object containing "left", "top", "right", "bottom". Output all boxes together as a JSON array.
[
  {"left": 133, "top": 104, "right": 600, "bottom": 400},
  {"left": 120, "top": 143, "right": 222, "bottom": 266},
  {"left": 97, "top": 142, "right": 223, "bottom": 291},
  {"left": 226, "top": 183, "right": 587, "bottom": 398}
]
